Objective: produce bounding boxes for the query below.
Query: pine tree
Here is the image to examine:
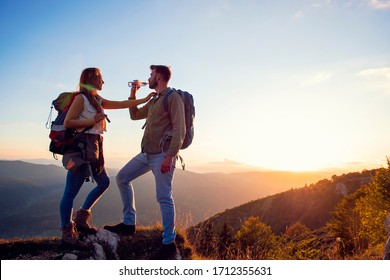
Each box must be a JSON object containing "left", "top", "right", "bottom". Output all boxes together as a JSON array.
[
  {"left": 235, "top": 216, "right": 276, "bottom": 259},
  {"left": 354, "top": 167, "right": 390, "bottom": 246},
  {"left": 218, "top": 222, "right": 234, "bottom": 259},
  {"left": 328, "top": 163, "right": 390, "bottom": 258},
  {"left": 198, "top": 222, "right": 217, "bottom": 258},
  {"left": 327, "top": 189, "right": 365, "bottom": 255}
]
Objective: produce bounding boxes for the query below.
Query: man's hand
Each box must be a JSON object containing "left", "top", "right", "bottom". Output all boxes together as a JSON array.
[
  {"left": 129, "top": 84, "right": 139, "bottom": 99},
  {"left": 161, "top": 155, "right": 174, "bottom": 174}
]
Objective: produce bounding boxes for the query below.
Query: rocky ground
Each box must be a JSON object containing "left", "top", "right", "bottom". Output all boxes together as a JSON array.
[{"left": 0, "top": 226, "right": 195, "bottom": 260}]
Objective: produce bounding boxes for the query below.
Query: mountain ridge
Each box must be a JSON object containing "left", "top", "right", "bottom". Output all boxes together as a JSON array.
[
  {"left": 0, "top": 160, "right": 349, "bottom": 239},
  {"left": 1, "top": 160, "right": 389, "bottom": 260},
  {"left": 188, "top": 169, "right": 375, "bottom": 236}
]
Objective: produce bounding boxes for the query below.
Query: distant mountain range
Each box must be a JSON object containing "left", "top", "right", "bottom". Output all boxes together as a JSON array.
[{"left": 0, "top": 160, "right": 330, "bottom": 239}]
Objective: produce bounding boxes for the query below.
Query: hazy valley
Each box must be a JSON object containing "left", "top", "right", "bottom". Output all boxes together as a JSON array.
[{"left": 0, "top": 160, "right": 329, "bottom": 239}]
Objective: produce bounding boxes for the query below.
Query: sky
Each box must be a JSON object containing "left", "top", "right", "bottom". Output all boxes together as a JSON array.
[{"left": 1, "top": 0, "right": 390, "bottom": 173}]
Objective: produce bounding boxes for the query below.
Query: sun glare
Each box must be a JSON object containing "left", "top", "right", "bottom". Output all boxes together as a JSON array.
[{"left": 238, "top": 114, "right": 348, "bottom": 172}]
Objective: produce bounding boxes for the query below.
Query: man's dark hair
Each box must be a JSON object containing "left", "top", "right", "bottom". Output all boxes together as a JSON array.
[{"left": 150, "top": 65, "right": 171, "bottom": 82}]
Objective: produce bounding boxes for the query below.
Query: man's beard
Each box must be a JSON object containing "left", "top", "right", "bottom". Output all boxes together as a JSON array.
[{"left": 149, "top": 79, "right": 157, "bottom": 89}]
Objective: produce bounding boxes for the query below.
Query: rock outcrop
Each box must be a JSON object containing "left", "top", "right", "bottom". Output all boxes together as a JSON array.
[{"left": 0, "top": 226, "right": 192, "bottom": 260}]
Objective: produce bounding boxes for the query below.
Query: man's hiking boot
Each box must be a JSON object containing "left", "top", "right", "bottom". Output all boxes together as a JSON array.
[
  {"left": 61, "top": 222, "right": 88, "bottom": 250},
  {"left": 103, "top": 223, "right": 135, "bottom": 236},
  {"left": 152, "top": 242, "right": 181, "bottom": 260},
  {"left": 74, "top": 208, "right": 97, "bottom": 235}
]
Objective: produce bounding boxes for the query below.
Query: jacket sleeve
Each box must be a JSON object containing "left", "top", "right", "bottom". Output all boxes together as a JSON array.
[
  {"left": 167, "top": 92, "right": 186, "bottom": 156},
  {"left": 129, "top": 99, "right": 151, "bottom": 120}
]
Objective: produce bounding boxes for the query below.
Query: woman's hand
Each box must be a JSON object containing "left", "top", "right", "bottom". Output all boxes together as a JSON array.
[
  {"left": 94, "top": 112, "right": 106, "bottom": 124},
  {"left": 146, "top": 92, "right": 156, "bottom": 101}
]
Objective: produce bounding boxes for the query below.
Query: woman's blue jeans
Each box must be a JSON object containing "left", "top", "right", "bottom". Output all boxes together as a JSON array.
[
  {"left": 60, "top": 164, "right": 110, "bottom": 227},
  {"left": 116, "top": 152, "right": 177, "bottom": 245}
]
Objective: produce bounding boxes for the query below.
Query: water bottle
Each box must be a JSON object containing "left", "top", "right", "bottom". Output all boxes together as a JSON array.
[{"left": 128, "top": 80, "right": 148, "bottom": 88}]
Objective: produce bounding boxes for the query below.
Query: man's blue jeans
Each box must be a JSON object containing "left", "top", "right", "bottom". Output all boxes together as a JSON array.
[
  {"left": 60, "top": 164, "right": 110, "bottom": 227},
  {"left": 116, "top": 152, "right": 177, "bottom": 245}
]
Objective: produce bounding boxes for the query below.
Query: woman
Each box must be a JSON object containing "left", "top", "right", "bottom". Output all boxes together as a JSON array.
[{"left": 60, "top": 67, "right": 153, "bottom": 248}]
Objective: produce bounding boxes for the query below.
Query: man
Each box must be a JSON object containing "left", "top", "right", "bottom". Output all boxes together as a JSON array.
[{"left": 104, "top": 65, "right": 185, "bottom": 259}]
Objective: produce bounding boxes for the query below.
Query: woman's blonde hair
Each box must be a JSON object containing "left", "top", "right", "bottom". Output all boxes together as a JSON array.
[{"left": 78, "top": 67, "right": 102, "bottom": 112}]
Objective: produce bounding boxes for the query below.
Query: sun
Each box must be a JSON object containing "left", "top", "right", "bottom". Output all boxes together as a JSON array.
[{"left": 239, "top": 122, "right": 347, "bottom": 172}]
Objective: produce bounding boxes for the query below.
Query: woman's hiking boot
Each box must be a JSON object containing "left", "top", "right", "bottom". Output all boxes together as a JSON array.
[
  {"left": 61, "top": 222, "right": 88, "bottom": 249},
  {"left": 74, "top": 208, "right": 98, "bottom": 235}
]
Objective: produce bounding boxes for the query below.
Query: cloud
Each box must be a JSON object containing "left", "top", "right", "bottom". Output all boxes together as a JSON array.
[
  {"left": 292, "top": 11, "right": 304, "bottom": 21},
  {"left": 0, "top": 121, "right": 39, "bottom": 128},
  {"left": 357, "top": 67, "right": 390, "bottom": 79},
  {"left": 357, "top": 67, "right": 390, "bottom": 94},
  {"left": 368, "top": 0, "right": 390, "bottom": 9},
  {"left": 205, "top": 159, "right": 268, "bottom": 173},
  {"left": 301, "top": 72, "right": 333, "bottom": 87},
  {"left": 344, "top": 160, "right": 385, "bottom": 169},
  {"left": 310, "top": 0, "right": 332, "bottom": 9},
  {"left": 209, "top": 158, "right": 245, "bottom": 166},
  {"left": 204, "top": 0, "right": 232, "bottom": 18}
]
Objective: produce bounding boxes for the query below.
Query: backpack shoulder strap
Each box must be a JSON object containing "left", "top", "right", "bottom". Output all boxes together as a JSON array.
[{"left": 162, "top": 88, "right": 177, "bottom": 114}]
